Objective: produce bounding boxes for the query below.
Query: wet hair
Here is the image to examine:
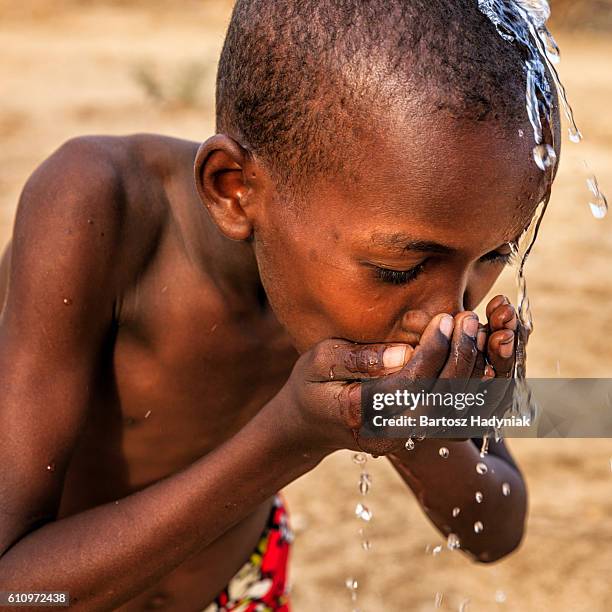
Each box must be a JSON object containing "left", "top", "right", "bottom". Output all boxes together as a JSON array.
[{"left": 216, "top": 0, "right": 540, "bottom": 192}]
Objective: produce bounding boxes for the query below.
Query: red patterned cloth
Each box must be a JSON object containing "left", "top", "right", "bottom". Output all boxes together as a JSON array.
[{"left": 202, "top": 494, "right": 293, "bottom": 612}]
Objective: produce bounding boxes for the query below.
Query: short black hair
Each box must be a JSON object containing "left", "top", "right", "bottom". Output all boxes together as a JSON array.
[{"left": 216, "top": 0, "right": 537, "bottom": 192}]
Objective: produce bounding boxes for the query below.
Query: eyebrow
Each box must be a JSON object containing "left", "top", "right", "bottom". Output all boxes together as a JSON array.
[{"left": 369, "top": 233, "right": 455, "bottom": 254}]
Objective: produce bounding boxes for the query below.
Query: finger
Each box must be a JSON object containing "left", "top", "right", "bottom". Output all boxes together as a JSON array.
[
  {"left": 438, "top": 312, "right": 479, "bottom": 383},
  {"left": 307, "top": 339, "right": 415, "bottom": 382},
  {"left": 488, "top": 303, "right": 518, "bottom": 332},
  {"left": 486, "top": 294, "right": 509, "bottom": 320},
  {"left": 466, "top": 326, "right": 488, "bottom": 394},
  {"left": 487, "top": 329, "right": 515, "bottom": 378},
  {"left": 393, "top": 313, "right": 454, "bottom": 384}
]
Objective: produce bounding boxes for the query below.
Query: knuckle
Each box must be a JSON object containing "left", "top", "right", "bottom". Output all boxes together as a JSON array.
[
  {"left": 343, "top": 344, "right": 384, "bottom": 374},
  {"left": 457, "top": 338, "right": 478, "bottom": 363}
]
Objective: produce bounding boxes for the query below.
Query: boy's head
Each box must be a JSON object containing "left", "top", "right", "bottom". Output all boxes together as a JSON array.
[{"left": 196, "top": 0, "right": 560, "bottom": 352}]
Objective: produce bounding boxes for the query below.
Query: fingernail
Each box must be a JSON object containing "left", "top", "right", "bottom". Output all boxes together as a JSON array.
[
  {"left": 439, "top": 315, "right": 454, "bottom": 339},
  {"left": 462, "top": 316, "right": 479, "bottom": 338},
  {"left": 383, "top": 345, "right": 408, "bottom": 369},
  {"left": 499, "top": 336, "right": 515, "bottom": 358},
  {"left": 477, "top": 329, "right": 487, "bottom": 352}
]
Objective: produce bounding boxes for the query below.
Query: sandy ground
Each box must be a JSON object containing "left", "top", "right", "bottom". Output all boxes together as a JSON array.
[{"left": 1, "top": 3, "right": 612, "bottom": 611}]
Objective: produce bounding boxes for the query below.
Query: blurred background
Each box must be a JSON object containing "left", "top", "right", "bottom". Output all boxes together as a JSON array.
[{"left": 1, "top": 1, "right": 611, "bottom": 610}]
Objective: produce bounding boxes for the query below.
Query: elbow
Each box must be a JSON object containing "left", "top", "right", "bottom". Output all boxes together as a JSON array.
[
  {"left": 472, "top": 507, "right": 527, "bottom": 564},
  {"left": 472, "top": 490, "right": 528, "bottom": 564},
  {"left": 472, "top": 527, "right": 525, "bottom": 564}
]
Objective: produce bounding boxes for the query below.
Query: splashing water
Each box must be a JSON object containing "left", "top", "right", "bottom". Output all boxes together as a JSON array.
[
  {"left": 355, "top": 502, "right": 372, "bottom": 522},
  {"left": 345, "top": 577, "right": 359, "bottom": 606},
  {"left": 495, "top": 589, "right": 508, "bottom": 604},
  {"left": 460, "top": 599, "right": 471, "bottom": 612},
  {"left": 476, "top": 462, "right": 489, "bottom": 475},
  {"left": 349, "top": 451, "right": 373, "bottom": 608},
  {"left": 477, "top": 0, "right": 610, "bottom": 423},
  {"left": 478, "top": 0, "right": 607, "bottom": 217},
  {"left": 480, "top": 435, "right": 490, "bottom": 457},
  {"left": 586, "top": 172, "right": 609, "bottom": 220},
  {"left": 447, "top": 532, "right": 461, "bottom": 550}
]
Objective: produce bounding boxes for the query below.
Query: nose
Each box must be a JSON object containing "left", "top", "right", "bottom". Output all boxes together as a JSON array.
[
  {"left": 399, "top": 281, "right": 469, "bottom": 339},
  {"left": 419, "top": 281, "right": 469, "bottom": 319}
]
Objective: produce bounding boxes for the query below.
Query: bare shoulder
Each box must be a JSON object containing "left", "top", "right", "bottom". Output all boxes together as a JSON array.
[{"left": 11, "top": 133, "right": 200, "bottom": 289}]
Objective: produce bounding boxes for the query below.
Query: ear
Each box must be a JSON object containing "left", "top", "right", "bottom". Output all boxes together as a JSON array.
[{"left": 194, "top": 134, "right": 257, "bottom": 241}]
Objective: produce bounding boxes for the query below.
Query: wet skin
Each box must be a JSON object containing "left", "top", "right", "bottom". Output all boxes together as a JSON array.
[{"left": 0, "top": 115, "right": 550, "bottom": 610}]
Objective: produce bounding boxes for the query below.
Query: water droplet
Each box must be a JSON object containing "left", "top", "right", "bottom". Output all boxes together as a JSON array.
[
  {"left": 431, "top": 544, "right": 443, "bottom": 556},
  {"left": 459, "top": 599, "right": 471, "bottom": 612},
  {"left": 541, "top": 28, "right": 560, "bottom": 64},
  {"left": 586, "top": 176, "right": 608, "bottom": 219},
  {"left": 355, "top": 503, "right": 372, "bottom": 522},
  {"left": 435, "top": 592, "right": 444, "bottom": 608},
  {"left": 358, "top": 472, "right": 371, "bottom": 496},
  {"left": 474, "top": 521, "right": 484, "bottom": 534},
  {"left": 345, "top": 577, "right": 358, "bottom": 591},
  {"left": 439, "top": 447, "right": 449, "bottom": 459},
  {"left": 518, "top": 129, "right": 524, "bottom": 138},
  {"left": 329, "top": 366, "right": 335, "bottom": 380},
  {"left": 144, "top": 410, "right": 152, "bottom": 419},
  {"left": 352, "top": 453, "right": 367, "bottom": 465},
  {"left": 361, "top": 539, "right": 372, "bottom": 551},
  {"left": 475, "top": 491, "right": 484, "bottom": 503},
  {"left": 63, "top": 298, "right": 73, "bottom": 306},
  {"left": 480, "top": 435, "right": 490, "bottom": 457},
  {"left": 405, "top": 438, "right": 415, "bottom": 451},
  {"left": 415, "top": 433, "right": 426, "bottom": 442},
  {"left": 447, "top": 533, "right": 461, "bottom": 550},
  {"left": 495, "top": 589, "right": 507, "bottom": 604},
  {"left": 46, "top": 462, "right": 56, "bottom": 472},
  {"left": 569, "top": 129, "right": 583, "bottom": 143},
  {"left": 532, "top": 144, "right": 557, "bottom": 171},
  {"left": 476, "top": 462, "right": 488, "bottom": 475},
  {"left": 452, "top": 506, "right": 461, "bottom": 517},
  {"left": 502, "top": 482, "right": 511, "bottom": 496}
]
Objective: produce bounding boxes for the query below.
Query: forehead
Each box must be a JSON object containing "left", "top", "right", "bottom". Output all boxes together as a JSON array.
[{"left": 309, "top": 114, "right": 549, "bottom": 250}]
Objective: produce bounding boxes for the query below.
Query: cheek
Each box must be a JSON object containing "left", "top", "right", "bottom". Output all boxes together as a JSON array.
[{"left": 254, "top": 228, "right": 403, "bottom": 345}]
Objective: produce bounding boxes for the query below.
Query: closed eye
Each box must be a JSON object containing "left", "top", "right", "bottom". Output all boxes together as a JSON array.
[
  {"left": 374, "top": 263, "right": 426, "bottom": 285},
  {"left": 479, "top": 250, "right": 515, "bottom": 266}
]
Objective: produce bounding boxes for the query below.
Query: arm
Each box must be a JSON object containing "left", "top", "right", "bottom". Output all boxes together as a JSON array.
[
  {"left": 387, "top": 437, "right": 527, "bottom": 562},
  {"left": 0, "top": 139, "right": 324, "bottom": 611}
]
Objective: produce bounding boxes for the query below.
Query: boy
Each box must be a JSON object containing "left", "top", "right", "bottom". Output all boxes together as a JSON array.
[{"left": 0, "top": 0, "right": 557, "bottom": 609}]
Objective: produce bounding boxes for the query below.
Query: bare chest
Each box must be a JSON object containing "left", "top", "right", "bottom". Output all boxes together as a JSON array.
[{"left": 59, "top": 256, "right": 297, "bottom": 513}]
